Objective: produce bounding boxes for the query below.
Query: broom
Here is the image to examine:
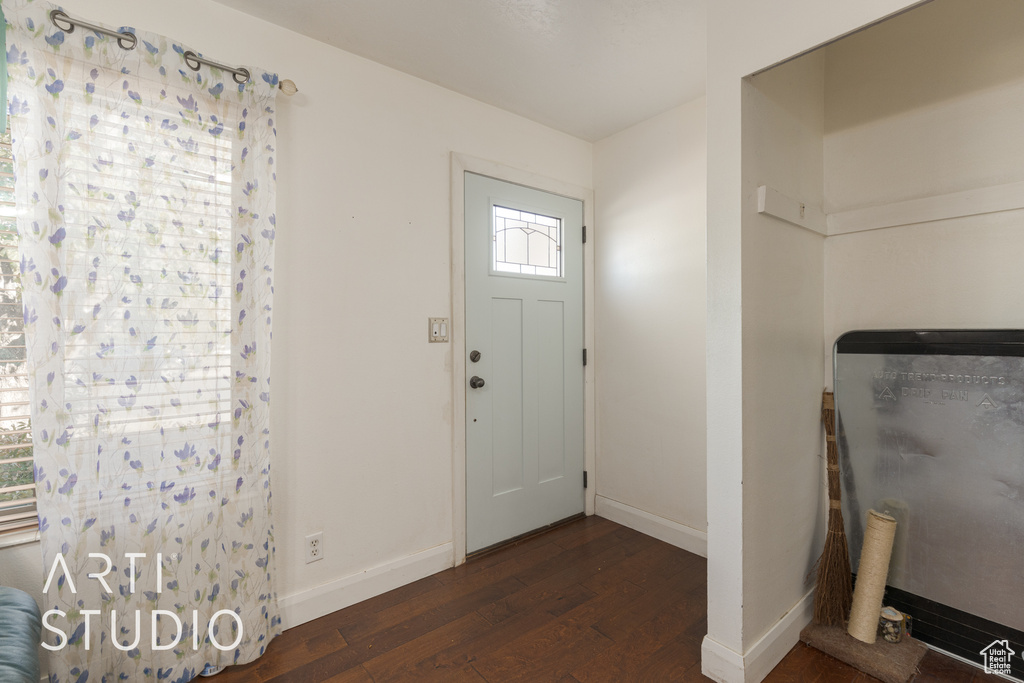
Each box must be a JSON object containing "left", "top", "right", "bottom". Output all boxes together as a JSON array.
[{"left": 813, "top": 390, "right": 853, "bottom": 626}]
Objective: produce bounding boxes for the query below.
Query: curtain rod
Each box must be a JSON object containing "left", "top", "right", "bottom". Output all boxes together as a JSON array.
[{"left": 48, "top": 10, "right": 298, "bottom": 95}]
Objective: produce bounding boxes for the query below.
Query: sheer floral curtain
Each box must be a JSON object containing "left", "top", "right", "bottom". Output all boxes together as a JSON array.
[{"left": 5, "top": 1, "right": 281, "bottom": 680}]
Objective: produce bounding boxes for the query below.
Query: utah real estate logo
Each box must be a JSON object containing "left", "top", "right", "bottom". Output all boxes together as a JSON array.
[{"left": 980, "top": 639, "right": 1015, "bottom": 676}]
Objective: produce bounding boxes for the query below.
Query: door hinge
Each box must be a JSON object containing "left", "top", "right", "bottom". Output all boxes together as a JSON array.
[
  {"left": 583, "top": 348, "right": 588, "bottom": 366},
  {"left": 584, "top": 471, "right": 588, "bottom": 489},
  {"left": 582, "top": 225, "right": 587, "bottom": 244}
]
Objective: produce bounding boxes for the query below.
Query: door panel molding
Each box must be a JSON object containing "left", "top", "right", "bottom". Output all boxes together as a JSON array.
[
  {"left": 465, "top": 172, "right": 583, "bottom": 552},
  {"left": 450, "top": 153, "right": 595, "bottom": 566}
]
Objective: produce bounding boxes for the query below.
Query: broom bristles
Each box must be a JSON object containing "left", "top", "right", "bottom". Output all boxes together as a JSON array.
[
  {"left": 814, "top": 509, "right": 853, "bottom": 625},
  {"left": 813, "top": 390, "right": 854, "bottom": 626}
]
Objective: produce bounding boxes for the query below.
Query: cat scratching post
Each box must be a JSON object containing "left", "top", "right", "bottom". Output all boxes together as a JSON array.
[
  {"left": 801, "top": 509, "right": 925, "bottom": 683},
  {"left": 848, "top": 510, "right": 897, "bottom": 643}
]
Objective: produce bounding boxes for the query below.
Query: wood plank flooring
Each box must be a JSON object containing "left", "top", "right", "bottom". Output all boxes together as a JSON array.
[{"left": 213, "top": 516, "right": 998, "bottom": 682}]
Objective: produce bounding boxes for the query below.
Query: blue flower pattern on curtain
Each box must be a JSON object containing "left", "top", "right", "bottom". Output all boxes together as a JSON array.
[{"left": 5, "top": 1, "right": 281, "bottom": 680}]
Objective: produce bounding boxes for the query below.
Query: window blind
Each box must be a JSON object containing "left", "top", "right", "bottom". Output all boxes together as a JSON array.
[{"left": 0, "top": 128, "right": 36, "bottom": 533}]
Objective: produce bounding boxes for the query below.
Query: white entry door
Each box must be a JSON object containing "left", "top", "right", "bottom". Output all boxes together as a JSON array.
[{"left": 465, "top": 172, "right": 585, "bottom": 554}]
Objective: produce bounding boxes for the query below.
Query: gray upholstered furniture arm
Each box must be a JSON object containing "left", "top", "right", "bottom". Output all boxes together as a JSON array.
[{"left": 0, "top": 586, "right": 42, "bottom": 683}]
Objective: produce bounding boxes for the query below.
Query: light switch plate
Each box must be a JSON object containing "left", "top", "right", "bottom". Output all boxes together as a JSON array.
[{"left": 429, "top": 317, "right": 449, "bottom": 343}]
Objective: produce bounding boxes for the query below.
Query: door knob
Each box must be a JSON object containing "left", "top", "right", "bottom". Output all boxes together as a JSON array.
[{"left": 469, "top": 376, "right": 485, "bottom": 389}]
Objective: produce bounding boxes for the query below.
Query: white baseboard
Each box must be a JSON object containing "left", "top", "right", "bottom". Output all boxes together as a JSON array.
[
  {"left": 594, "top": 495, "right": 707, "bottom": 558},
  {"left": 930, "top": 644, "right": 1023, "bottom": 682},
  {"left": 277, "top": 542, "right": 454, "bottom": 630},
  {"left": 701, "top": 589, "right": 814, "bottom": 683}
]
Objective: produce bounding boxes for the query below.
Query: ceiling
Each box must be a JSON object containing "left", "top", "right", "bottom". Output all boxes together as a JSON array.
[{"left": 211, "top": 0, "right": 707, "bottom": 142}]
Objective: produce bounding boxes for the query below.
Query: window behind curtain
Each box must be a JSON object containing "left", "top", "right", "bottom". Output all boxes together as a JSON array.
[
  {"left": 4, "top": 1, "right": 282, "bottom": 672},
  {"left": 0, "top": 125, "right": 35, "bottom": 533}
]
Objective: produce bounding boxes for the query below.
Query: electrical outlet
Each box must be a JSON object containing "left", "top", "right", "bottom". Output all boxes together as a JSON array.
[{"left": 305, "top": 531, "right": 323, "bottom": 564}]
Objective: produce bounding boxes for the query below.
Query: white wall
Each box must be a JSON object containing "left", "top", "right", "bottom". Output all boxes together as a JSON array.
[
  {"left": 741, "top": 50, "right": 825, "bottom": 649},
  {"left": 703, "top": 1, "right": 921, "bottom": 682},
  {"left": 824, "top": 0, "right": 1024, "bottom": 212},
  {"left": 823, "top": 0, "right": 1024, "bottom": 358},
  {"left": 592, "top": 98, "right": 707, "bottom": 553},
  {"left": 0, "top": 0, "right": 593, "bottom": 644}
]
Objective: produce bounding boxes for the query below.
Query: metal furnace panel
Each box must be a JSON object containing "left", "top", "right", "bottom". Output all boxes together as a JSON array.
[{"left": 834, "top": 330, "right": 1024, "bottom": 632}]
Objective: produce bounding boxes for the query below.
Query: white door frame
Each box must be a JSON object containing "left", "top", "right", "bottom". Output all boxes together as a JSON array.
[{"left": 450, "top": 152, "right": 596, "bottom": 566}]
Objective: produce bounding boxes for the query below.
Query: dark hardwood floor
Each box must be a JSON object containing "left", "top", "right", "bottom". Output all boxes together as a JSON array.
[{"left": 213, "top": 516, "right": 997, "bottom": 682}]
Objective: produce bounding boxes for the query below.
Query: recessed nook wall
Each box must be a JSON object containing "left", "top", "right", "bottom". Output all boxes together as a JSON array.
[
  {"left": 710, "top": 1, "right": 1023, "bottom": 681},
  {"left": 704, "top": 2, "right": 922, "bottom": 680},
  {"left": 741, "top": 50, "right": 826, "bottom": 649},
  {"left": 823, "top": 0, "right": 1024, "bottom": 362}
]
